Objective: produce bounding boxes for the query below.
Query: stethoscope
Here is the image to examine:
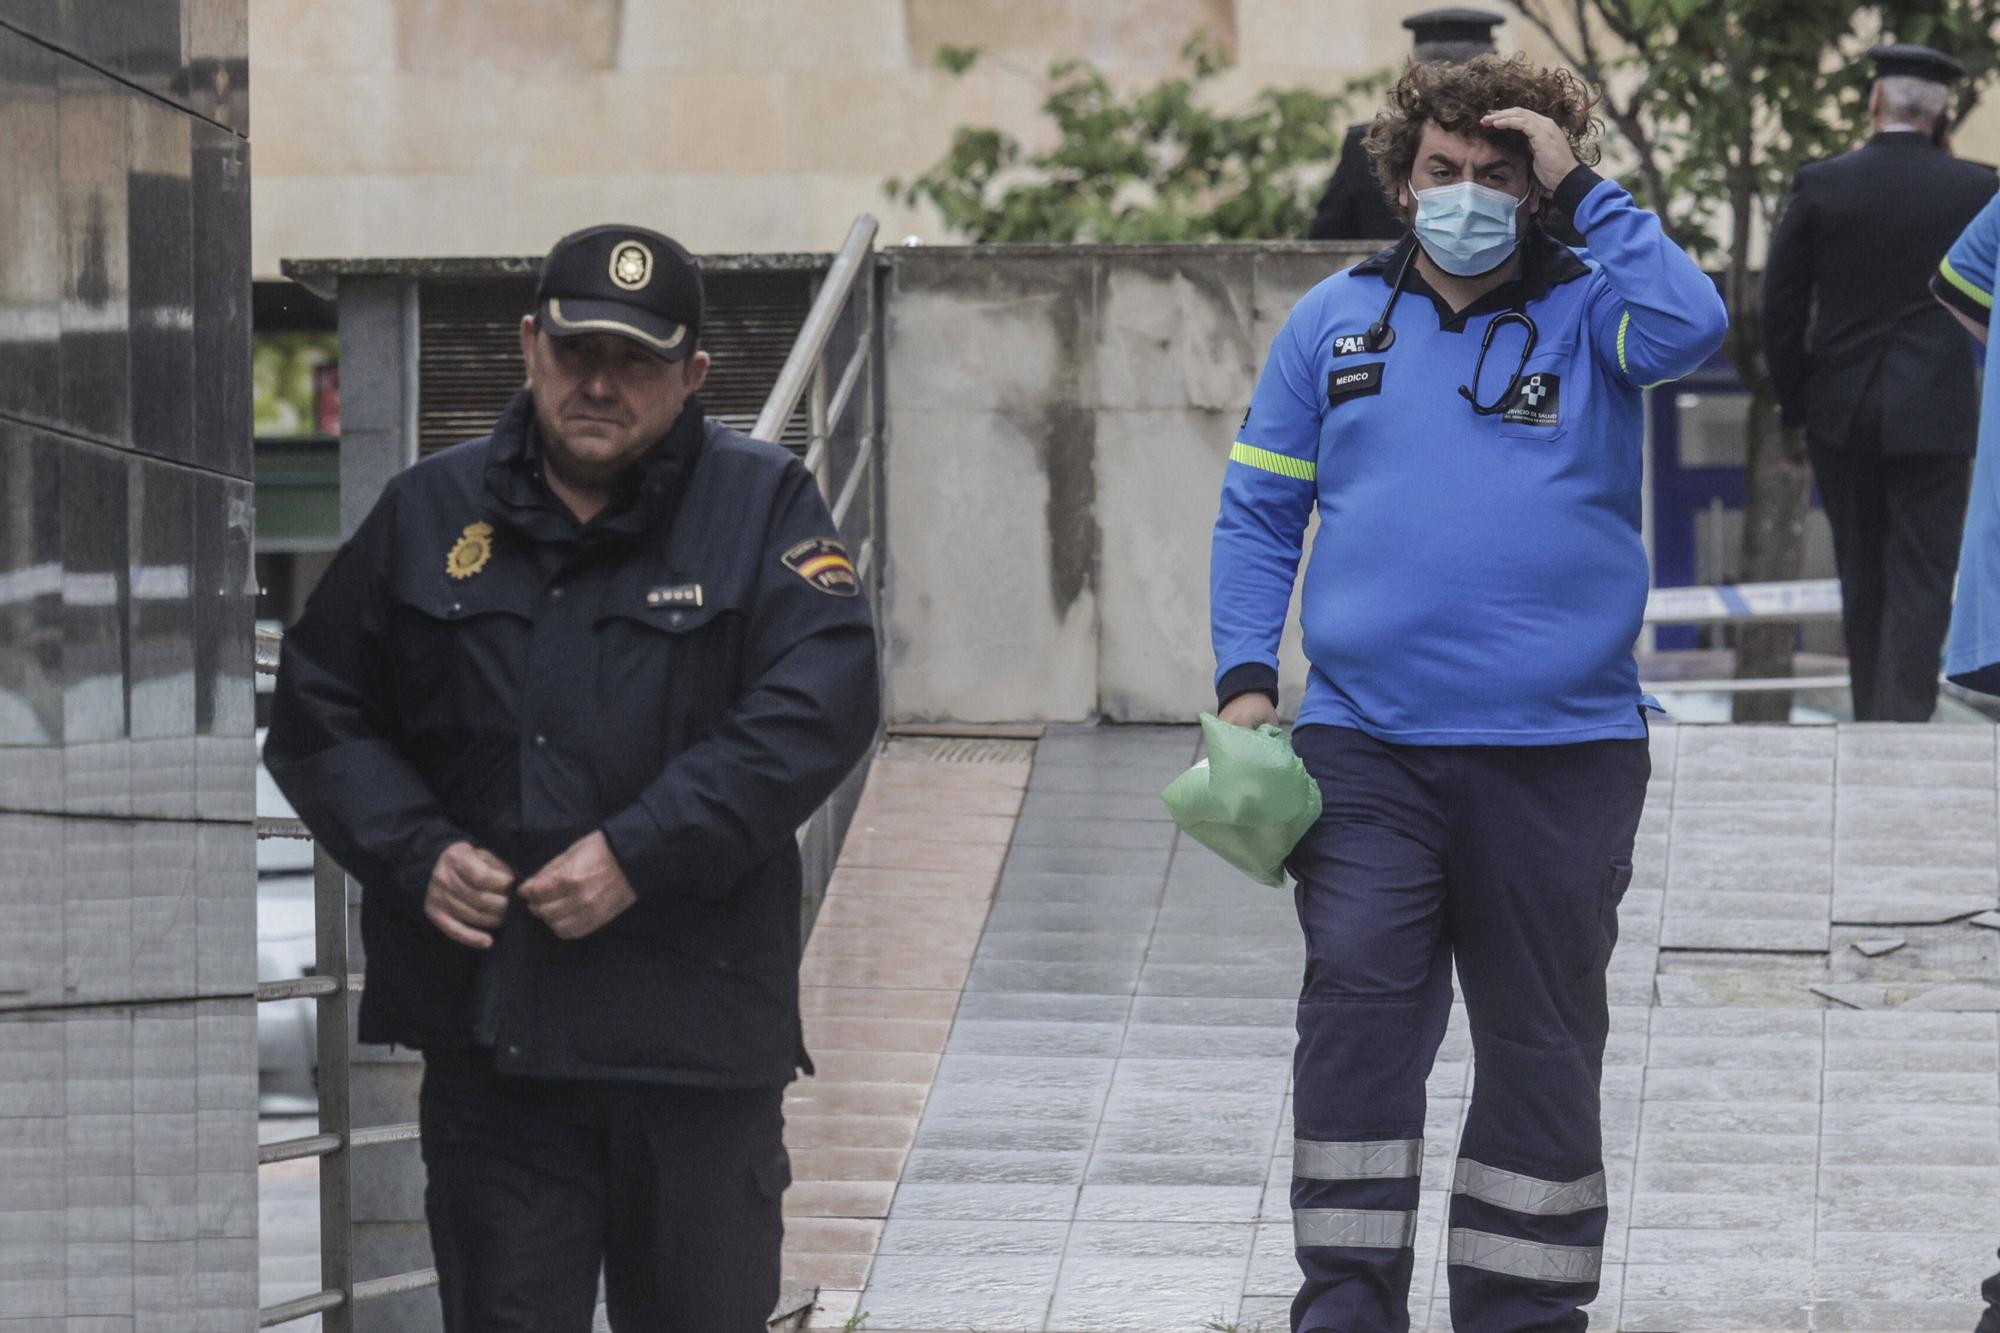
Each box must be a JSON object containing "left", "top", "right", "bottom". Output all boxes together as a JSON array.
[{"left": 1364, "top": 241, "right": 1539, "bottom": 416}]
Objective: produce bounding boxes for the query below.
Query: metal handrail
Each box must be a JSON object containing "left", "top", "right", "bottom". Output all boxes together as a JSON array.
[{"left": 751, "top": 214, "right": 879, "bottom": 445}]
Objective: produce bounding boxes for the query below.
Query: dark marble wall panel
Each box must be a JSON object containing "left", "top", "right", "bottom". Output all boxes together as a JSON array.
[
  {"left": 0, "top": 2, "right": 64, "bottom": 47},
  {"left": 128, "top": 93, "right": 195, "bottom": 466},
  {"left": 0, "top": 2, "right": 254, "bottom": 1319},
  {"left": 60, "top": 440, "right": 129, "bottom": 815},
  {"left": 191, "top": 121, "right": 249, "bottom": 478},
  {"left": 193, "top": 473, "right": 254, "bottom": 820},
  {"left": 185, "top": 0, "right": 247, "bottom": 133},
  {"left": 130, "top": 455, "right": 195, "bottom": 817},
  {"left": 0, "top": 424, "right": 64, "bottom": 809},
  {"left": 58, "top": 59, "right": 131, "bottom": 446},
  {"left": 0, "top": 32, "right": 63, "bottom": 427}
]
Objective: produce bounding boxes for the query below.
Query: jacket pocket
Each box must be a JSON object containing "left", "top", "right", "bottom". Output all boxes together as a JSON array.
[{"left": 386, "top": 578, "right": 537, "bottom": 738}]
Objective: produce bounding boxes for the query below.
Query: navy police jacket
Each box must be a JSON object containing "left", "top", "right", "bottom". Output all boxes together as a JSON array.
[{"left": 265, "top": 391, "right": 881, "bottom": 1087}]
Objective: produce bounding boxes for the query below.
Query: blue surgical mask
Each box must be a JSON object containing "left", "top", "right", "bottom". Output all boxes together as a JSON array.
[{"left": 1411, "top": 180, "right": 1526, "bottom": 276}]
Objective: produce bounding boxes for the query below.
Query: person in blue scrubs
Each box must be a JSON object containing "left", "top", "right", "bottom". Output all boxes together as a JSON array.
[
  {"left": 1210, "top": 55, "right": 1726, "bottom": 1333},
  {"left": 1932, "top": 193, "right": 2000, "bottom": 699},
  {"left": 1933, "top": 179, "right": 2000, "bottom": 1333}
]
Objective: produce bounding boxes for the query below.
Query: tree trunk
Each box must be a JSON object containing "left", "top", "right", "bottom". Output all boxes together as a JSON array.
[{"left": 1731, "top": 380, "right": 1814, "bottom": 722}]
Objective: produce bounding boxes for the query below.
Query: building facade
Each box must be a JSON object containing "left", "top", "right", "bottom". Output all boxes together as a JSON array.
[{"left": 0, "top": 3, "right": 258, "bottom": 1326}]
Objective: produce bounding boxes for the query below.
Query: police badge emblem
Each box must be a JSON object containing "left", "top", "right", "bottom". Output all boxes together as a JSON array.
[
  {"left": 609, "top": 240, "right": 654, "bottom": 291},
  {"left": 446, "top": 522, "right": 494, "bottom": 580}
]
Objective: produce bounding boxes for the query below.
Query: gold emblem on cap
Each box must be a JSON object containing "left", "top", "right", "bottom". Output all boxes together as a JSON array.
[
  {"left": 609, "top": 240, "right": 654, "bottom": 291},
  {"left": 446, "top": 522, "right": 494, "bottom": 580}
]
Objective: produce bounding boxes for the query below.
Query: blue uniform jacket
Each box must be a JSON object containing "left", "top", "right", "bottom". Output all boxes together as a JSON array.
[
  {"left": 1935, "top": 195, "right": 2000, "bottom": 693},
  {"left": 1212, "top": 166, "right": 1728, "bottom": 744},
  {"left": 266, "top": 392, "right": 881, "bottom": 1086}
]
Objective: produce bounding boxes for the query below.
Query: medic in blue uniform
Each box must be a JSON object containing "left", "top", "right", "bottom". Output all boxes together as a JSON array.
[{"left": 1210, "top": 56, "right": 1726, "bottom": 1333}]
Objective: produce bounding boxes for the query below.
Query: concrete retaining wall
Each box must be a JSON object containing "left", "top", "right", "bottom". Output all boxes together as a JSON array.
[{"left": 881, "top": 242, "right": 1375, "bottom": 723}]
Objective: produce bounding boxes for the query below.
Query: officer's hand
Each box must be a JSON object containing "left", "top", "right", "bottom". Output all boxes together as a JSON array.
[
  {"left": 1481, "top": 107, "right": 1580, "bottom": 193},
  {"left": 425, "top": 842, "right": 516, "bottom": 950},
  {"left": 519, "top": 831, "right": 638, "bottom": 941},
  {"left": 1218, "top": 692, "right": 1280, "bottom": 731}
]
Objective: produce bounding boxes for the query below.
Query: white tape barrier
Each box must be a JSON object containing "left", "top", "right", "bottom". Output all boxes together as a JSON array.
[{"left": 1643, "top": 579, "right": 1842, "bottom": 625}]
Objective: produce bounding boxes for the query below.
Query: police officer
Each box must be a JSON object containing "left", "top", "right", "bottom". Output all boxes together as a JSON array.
[
  {"left": 1213, "top": 55, "right": 1724, "bottom": 1332},
  {"left": 1307, "top": 9, "right": 1503, "bottom": 242},
  {"left": 1764, "top": 43, "right": 1996, "bottom": 722},
  {"left": 265, "top": 225, "right": 881, "bottom": 1332}
]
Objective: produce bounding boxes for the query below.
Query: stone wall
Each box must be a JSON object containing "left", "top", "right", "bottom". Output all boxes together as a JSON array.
[
  {"left": 242, "top": 0, "right": 2000, "bottom": 280},
  {"left": 0, "top": 2, "right": 258, "bottom": 1327},
  {"left": 881, "top": 242, "right": 1374, "bottom": 723},
  {"left": 246, "top": 0, "right": 1585, "bottom": 276}
]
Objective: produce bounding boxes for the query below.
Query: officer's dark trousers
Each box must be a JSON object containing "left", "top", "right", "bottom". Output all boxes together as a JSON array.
[
  {"left": 1285, "top": 725, "right": 1650, "bottom": 1333},
  {"left": 418, "top": 1051, "right": 789, "bottom": 1333},
  {"left": 1808, "top": 433, "right": 1971, "bottom": 722}
]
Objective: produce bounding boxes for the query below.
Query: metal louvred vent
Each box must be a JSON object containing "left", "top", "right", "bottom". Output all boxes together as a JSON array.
[{"left": 416, "top": 269, "right": 819, "bottom": 456}]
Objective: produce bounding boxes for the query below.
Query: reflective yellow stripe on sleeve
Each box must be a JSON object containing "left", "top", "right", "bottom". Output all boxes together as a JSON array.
[
  {"left": 1230, "top": 441, "right": 1315, "bottom": 481},
  {"left": 1616, "top": 309, "right": 1631, "bottom": 377},
  {"left": 1941, "top": 256, "right": 1995, "bottom": 310}
]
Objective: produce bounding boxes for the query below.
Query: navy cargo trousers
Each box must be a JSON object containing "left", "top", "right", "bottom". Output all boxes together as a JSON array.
[{"left": 1284, "top": 724, "right": 1650, "bottom": 1333}]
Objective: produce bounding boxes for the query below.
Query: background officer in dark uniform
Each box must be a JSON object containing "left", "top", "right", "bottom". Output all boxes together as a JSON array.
[
  {"left": 265, "top": 225, "right": 880, "bottom": 1331},
  {"left": 1308, "top": 8, "right": 1504, "bottom": 242},
  {"left": 1764, "top": 43, "right": 1996, "bottom": 721}
]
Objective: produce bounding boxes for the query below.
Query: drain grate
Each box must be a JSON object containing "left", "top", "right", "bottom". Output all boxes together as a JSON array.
[{"left": 880, "top": 736, "right": 1036, "bottom": 765}]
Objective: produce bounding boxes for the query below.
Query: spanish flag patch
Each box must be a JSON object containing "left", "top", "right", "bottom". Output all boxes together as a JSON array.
[{"left": 780, "top": 536, "right": 860, "bottom": 597}]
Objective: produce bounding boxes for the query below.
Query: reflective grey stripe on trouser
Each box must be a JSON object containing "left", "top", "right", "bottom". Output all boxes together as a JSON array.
[
  {"left": 1295, "top": 1208, "right": 1420, "bottom": 1250},
  {"left": 1448, "top": 1228, "right": 1602, "bottom": 1284},
  {"left": 1294, "top": 1137, "right": 1424, "bottom": 1181},
  {"left": 1451, "top": 1159, "right": 1607, "bottom": 1216}
]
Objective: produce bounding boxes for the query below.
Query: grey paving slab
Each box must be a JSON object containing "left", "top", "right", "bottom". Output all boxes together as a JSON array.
[
  {"left": 1019, "top": 789, "right": 1179, "bottom": 822},
  {"left": 973, "top": 930, "right": 1153, "bottom": 965},
  {"left": 1074, "top": 1184, "right": 1265, "bottom": 1224},
  {"left": 859, "top": 1253, "right": 1063, "bottom": 1327},
  {"left": 1005, "top": 842, "right": 1176, "bottom": 878},
  {"left": 1008, "top": 817, "right": 1180, "bottom": 852},
  {"left": 946, "top": 1018, "right": 1130, "bottom": 1058},
  {"left": 966, "top": 956, "right": 1149, "bottom": 994},
  {"left": 853, "top": 723, "right": 2000, "bottom": 1331}
]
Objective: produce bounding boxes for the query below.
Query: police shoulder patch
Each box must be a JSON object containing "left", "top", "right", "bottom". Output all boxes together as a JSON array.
[{"left": 780, "top": 537, "right": 860, "bottom": 597}]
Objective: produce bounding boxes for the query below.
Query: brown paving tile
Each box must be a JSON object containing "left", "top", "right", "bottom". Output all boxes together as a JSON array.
[
  {"left": 833, "top": 833, "right": 1009, "bottom": 875},
  {"left": 810, "top": 1049, "right": 939, "bottom": 1086},
  {"left": 790, "top": 1146, "right": 910, "bottom": 1182},
  {"left": 814, "top": 894, "right": 993, "bottom": 933},
  {"left": 844, "top": 810, "right": 1020, "bottom": 846},
  {"left": 802, "top": 1015, "right": 953, "bottom": 1054},
  {"left": 786, "top": 1114, "right": 920, "bottom": 1152},
  {"left": 785, "top": 1080, "right": 929, "bottom": 1119},
  {"left": 798, "top": 986, "right": 961, "bottom": 1022},
  {"left": 858, "top": 783, "right": 1027, "bottom": 818},
  {"left": 783, "top": 1217, "right": 884, "bottom": 1253},
  {"left": 866, "top": 760, "right": 1030, "bottom": 792},
  {"left": 804, "top": 924, "right": 983, "bottom": 964},
  {"left": 798, "top": 950, "right": 972, "bottom": 992},
  {"left": 783, "top": 1180, "right": 896, "bottom": 1219},
  {"left": 824, "top": 867, "right": 998, "bottom": 900},
  {"left": 779, "top": 1250, "right": 874, "bottom": 1289}
]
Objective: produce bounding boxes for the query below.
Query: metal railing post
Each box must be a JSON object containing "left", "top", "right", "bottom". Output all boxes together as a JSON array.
[{"left": 314, "top": 844, "right": 355, "bottom": 1333}]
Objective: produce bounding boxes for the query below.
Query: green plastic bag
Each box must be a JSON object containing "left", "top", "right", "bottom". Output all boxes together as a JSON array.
[{"left": 1160, "top": 713, "right": 1324, "bottom": 888}]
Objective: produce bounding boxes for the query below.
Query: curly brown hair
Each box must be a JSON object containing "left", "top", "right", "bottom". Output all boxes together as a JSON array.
[{"left": 1364, "top": 54, "right": 1602, "bottom": 211}]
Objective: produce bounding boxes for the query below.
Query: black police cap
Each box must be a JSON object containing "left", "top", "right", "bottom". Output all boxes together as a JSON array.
[
  {"left": 1403, "top": 7, "right": 1504, "bottom": 48},
  {"left": 1869, "top": 42, "right": 1967, "bottom": 86},
  {"left": 534, "top": 224, "right": 703, "bottom": 361}
]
